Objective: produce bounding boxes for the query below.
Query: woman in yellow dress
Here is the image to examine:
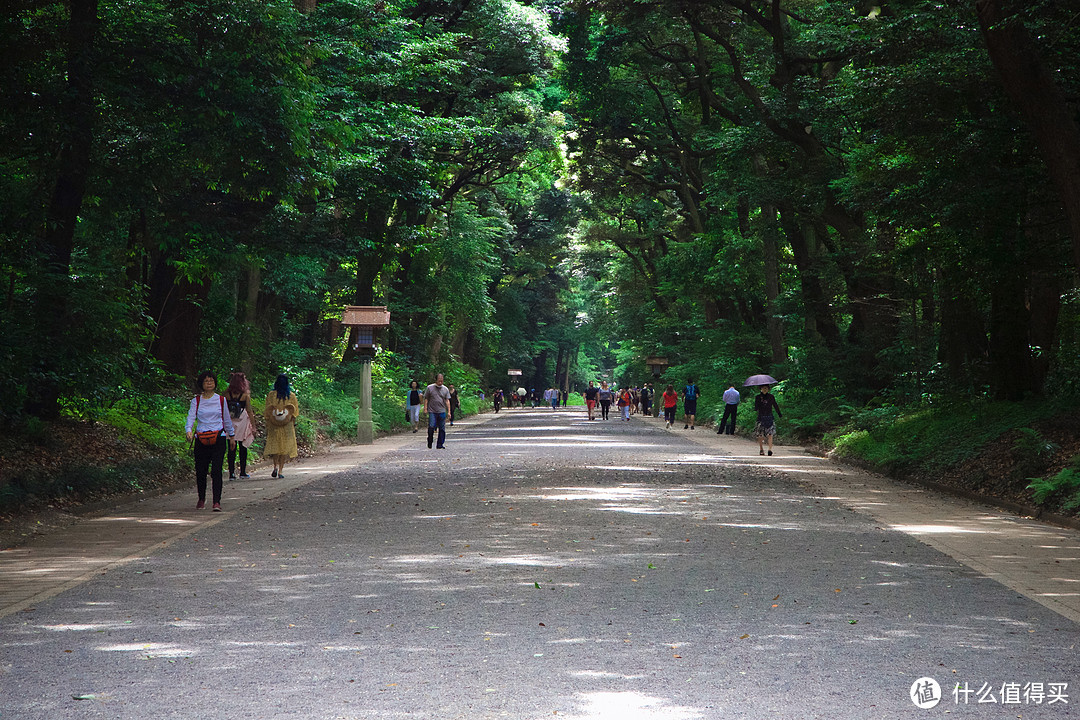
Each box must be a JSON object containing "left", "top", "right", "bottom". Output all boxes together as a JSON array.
[{"left": 263, "top": 374, "right": 299, "bottom": 478}]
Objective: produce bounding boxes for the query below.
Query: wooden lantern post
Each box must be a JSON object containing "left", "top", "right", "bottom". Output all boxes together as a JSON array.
[{"left": 341, "top": 306, "right": 391, "bottom": 444}]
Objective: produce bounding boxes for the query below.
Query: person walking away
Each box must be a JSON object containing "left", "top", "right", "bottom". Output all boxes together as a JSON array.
[
  {"left": 754, "top": 385, "right": 782, "bottom": 456},
  {"left": 493, "top": 388, "right": 503, "bottom": 413},
  {"left": 225, "top": 371, "right": 255, "bottom": 479},
  {"left": 406, "top": 380, "right": 423, "bottom": 432},
  {"left": 682, "top": 378, "right": 700, "bottom": 429},
  {"left": 424, "top": 373, "right": 452, "bottom": 449},
  {"left": 640, "top": 384, "right": 652, "bottom": 417},
  {"left": 618, "top": 387, "right": 631, "bottom": 421},
  {"left": 264, "top": 374, "right": 299, "bottom": 478},
  {"left": 662, "top": 384, "right": 679, "bottom": 429},
  {"left": 185, "top": 371, "right": 235, "bottom": 511},
  {"left": 448, "top": 383, "right": 460, "bottom": 425},
  {"left": 719, "top": 384, "right": 741, "bottom": 435},
  {"left": 598, "top": 381, "right": 613, "bottom": 420},
  {"left": 546, "top": 386, "right": 558, "bottom": 411},
  {"left": 584, "top": 381, "right": 599, "bottom": 420}
]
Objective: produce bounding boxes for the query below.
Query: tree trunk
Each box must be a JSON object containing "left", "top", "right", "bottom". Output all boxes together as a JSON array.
[
  {"left": 779, "top": 204, "right": 841, "bottom": 349},
  {"left": 1027, "top": 270, "right": 1060, "bottom": 394},
  {"left": 760, "top": 204, "right": 787, "bottom": 365},
  {"left": 976, "top": 0, "right": 1080, "bottom": 269},
  {"left": 147, "top": 257, "right": 208, "bottom": 380},
  {"left": 937, "top": 275, "right": 988, "bottom": 383},
  {"left": 554, "top": 346, "right": 565, "bottom": 393},
  {"left": 26, "top": 0, "right": 99, "bottom": 417},
  {"left": 988, "top": 267, "right": 1033, "bottom": 400},
  {"left": 531, "top": 350, "right": 548, "bottom": 392},
  {"left": 563, "top": 345, "right": 576, "bottom": 396}
]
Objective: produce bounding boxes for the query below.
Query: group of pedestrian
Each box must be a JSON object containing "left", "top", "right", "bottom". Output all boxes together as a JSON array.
[
  {"left": 404, "top": 373, "right": 462, "bottom": 448},
  {"left": 581, "top": 380, "right": 658, "bottom": 421},
  {"left": 657, "top": 378, "right": 700, "bottom": 430},
  {"left": 716, "top": 382, "right": 782, "bottom": 456},
  {"left": 185, "top": 371, "right": 299, "bottom": 512}
]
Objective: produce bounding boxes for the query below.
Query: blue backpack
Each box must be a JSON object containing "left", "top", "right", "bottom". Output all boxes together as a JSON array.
[{"left": 685, "top": 384, "right": 697, "bottom": 400}]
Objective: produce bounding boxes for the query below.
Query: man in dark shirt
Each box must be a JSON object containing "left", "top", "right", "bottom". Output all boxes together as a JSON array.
[{"left": 584, "top": 381, "right": 600, "bottom": 420}]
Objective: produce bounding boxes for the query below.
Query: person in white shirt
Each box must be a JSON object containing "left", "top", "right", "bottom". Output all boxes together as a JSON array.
[
  {"left": 185, "top": 371, "right": 236, "bottom": 511},
  {"left": 719, "top": 384, "right": 741, "bottom": 435}
]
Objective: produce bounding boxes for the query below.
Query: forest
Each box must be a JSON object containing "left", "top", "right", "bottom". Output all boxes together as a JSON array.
[{"left": 3, "top": 0, "right": 1080, "bottom": 514}]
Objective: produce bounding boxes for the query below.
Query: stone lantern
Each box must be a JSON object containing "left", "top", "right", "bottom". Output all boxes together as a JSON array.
[{"left": 341, "top": 305, "right": 391, "bottom": 444}]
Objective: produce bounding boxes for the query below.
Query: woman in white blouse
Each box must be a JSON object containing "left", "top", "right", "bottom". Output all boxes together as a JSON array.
[{"left": 185, "top": 371, "right": 235, "bottom": 511}]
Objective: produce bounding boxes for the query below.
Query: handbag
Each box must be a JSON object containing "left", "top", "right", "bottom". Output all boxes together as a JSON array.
[{"left": 196, "top": 430, "right": 220, "bottom": 446}]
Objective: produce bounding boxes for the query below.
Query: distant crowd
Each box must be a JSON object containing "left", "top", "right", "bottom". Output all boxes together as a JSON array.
[{"left": 182, "top": 367, "right": 783, "bottom": 513}]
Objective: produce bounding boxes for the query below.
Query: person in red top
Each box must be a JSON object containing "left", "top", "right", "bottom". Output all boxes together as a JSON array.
[
  {"left": 617, "top": 387, "right": 631, "bottom": 421},
  {"left": 662, "top": 384, "right": 679, "bottom": 429}
]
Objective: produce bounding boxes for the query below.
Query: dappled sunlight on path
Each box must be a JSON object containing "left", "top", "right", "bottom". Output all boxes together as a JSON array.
[{"left": 3, "top": 408, "right": 1080, "bottom": 718}]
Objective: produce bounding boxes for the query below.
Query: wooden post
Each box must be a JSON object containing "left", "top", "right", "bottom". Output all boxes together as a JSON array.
[{"left": 357, "top": 356, "right": 374, "bottom": 444}]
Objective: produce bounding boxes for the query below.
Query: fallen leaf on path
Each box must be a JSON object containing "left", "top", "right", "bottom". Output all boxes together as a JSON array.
[
  {"left": 535, "top": 582, "right": 541, "bottom": 589},
  {"left": 739, "top": 634, "right": 749, "bottom": 639}
]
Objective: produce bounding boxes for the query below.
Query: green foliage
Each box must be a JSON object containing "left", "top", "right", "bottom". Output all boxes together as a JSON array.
[
  {"left": 0, "top": 457, "right": 180, "bottom": 515},
  {"left": 826, "top": 398, "right": 1072, "bottom": 479},
  {"left": 102, "top": 396, "right": 192, "bottom": 458},
  {"left": 1028, "top": 466, "right": 1080, "bottom": 510}
]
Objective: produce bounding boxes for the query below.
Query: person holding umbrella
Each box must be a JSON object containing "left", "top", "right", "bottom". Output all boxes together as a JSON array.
[{"left": 745, "top": 374, "right": 781, "bottom": 456}]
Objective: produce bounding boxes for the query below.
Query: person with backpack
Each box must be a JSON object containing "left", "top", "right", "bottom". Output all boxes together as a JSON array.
[
  {"left": 225, "top": 371, "right": 255, "bottom": 480},
  {"left": 640, "top": 383, "right": 652, "bottom": 417},
  {"left": 683, "top": 378, "right": 700, "bottom": 429},
  {"left": 185, "top": 371, "right": 236, "bottom": 511}
]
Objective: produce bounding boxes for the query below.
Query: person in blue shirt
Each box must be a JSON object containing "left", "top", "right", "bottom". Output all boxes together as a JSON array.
[
  {"left": 682, "top": 378, "right": 700, "bottom": 430},
  {"left": 718, "top": 384, "right": 741, "bottom": 435}
]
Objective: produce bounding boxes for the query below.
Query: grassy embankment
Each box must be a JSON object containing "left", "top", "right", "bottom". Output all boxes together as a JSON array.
[{"left": 0, "top": 358, "right": 490, "bottom": 514}]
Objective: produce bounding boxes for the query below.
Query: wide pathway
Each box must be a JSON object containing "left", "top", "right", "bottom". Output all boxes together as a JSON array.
[{"left": 2, "top": 408, "right": 1079, "bottom": 719}]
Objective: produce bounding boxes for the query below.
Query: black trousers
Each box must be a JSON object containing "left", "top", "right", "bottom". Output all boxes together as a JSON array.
[
  {"left": 599, "top": 400, "right": 611, "bottom": 419},
  {"left": 664, "top": 406, "right": 677, "bottom": 424},
  {"left": 194, "top": 434, "right": 227, "bottom": 503},
  {"left": 721, "top": 403, "right": 738, "bottom": 434},
  {"left": 228, "top": 442, "right": 248, "bottom": 476}
]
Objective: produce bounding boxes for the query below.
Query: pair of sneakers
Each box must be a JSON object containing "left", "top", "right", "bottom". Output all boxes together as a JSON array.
[{"left": 195, "top": 500, "right": 222, "bottom": 511}]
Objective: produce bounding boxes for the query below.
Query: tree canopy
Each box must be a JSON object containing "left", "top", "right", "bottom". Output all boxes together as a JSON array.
[{"left": 2, "top": 0, "right": 1079, "bottom": 427}]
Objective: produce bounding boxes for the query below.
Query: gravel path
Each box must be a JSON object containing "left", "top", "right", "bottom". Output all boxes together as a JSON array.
[{"left": 2, "top": 408, "right": 1078, "bottom": 719}]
